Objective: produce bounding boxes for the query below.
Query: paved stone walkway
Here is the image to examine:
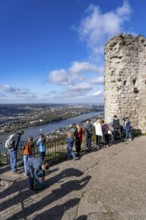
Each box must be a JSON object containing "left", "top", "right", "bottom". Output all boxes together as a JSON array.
[{"left": 0, "top": 136, "right": 146, "bottom": 220}]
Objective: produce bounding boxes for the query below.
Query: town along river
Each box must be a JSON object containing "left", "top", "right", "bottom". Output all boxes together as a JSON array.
[
  {"left": 22, "top": 111, "right": 103, "bottom": 140},
  {"left": 0, "top": 111, "right": 103, "bottom": 143}
]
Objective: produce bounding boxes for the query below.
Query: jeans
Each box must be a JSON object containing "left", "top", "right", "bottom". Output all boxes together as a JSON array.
[
  {"left": 28, "top": 171, "right": 34, "bottom": 190},
  {"left": 96, "top": 135, "right": 102, "bottom": 148},
  {"left": 39, "top": 152, "right": 45, "bottom": 161},
  {"left": 125, "top": 130, "right": 132, "bottom": 140},
  {"left": 104, "top": 134, "right": 110, "bottom": 145},
  {"left": 86, "top": 135, "right": 92, "bottom": 151},
  {"left": 23, "top": 155, "right": 29, "bottom": 174},
  {"left": 75, "top": 139, "right": 82, "bottom": 156},
  {"left": 67, "top": 147, "right": 75, "bottom": 159},
  {"left": 9, "top": 150, "right": 17, "bottom": 172}
]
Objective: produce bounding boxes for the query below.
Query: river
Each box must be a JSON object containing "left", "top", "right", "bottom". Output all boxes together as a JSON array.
[{"left": 0, "top": 111, "right": 103, "bottom": 142}]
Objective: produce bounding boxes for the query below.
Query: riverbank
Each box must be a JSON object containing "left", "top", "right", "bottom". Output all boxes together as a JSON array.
[
  {"left": 0, "top": 104, "right": 102, "bottom": 134},
  {"left": 0, "top": 111, "right": 103, "bottom": 156},
  {"left": 0, "top": 111, "right": 104, "bottom": 156},
  {"left": 18, "top": 111, "right": 104, "bottom": 140}
]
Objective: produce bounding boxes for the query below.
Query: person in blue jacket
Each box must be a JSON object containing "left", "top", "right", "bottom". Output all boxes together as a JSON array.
[
  {"left": 26, "top": 157, "right": 49, "bottom": 192},
  {"left": 123, "top": 117, "right": 132, "bottom": 141},
  {"left": 36, "top": 133, "right": 46, "bottom": 161},
  {"left": 66, "top": 132, "right": 75, "bottom": 160}
]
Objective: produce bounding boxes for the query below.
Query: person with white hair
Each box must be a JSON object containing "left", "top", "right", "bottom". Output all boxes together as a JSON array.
[{"left": 93, "top": 119, "right": 103, "bottom": 150}]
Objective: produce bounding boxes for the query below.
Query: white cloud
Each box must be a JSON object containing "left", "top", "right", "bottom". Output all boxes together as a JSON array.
[
  {"left": 48, "top": 69, "right": 68, "bottom": 85},
  {"left": 47, "top": 2, "right": 132, "bottom": 103},
  {"left": 69, "top": 61, "right": 100, "bottom": 75},
  {"left": 89, "top": 76, "right": 104, "bottom": 84},
  {"left": 78, "top": 2, "right": 132, "bottom": 59},
  {"left": 0, "top": 84, "right": 37, "bottom": 99},
  {"left": 90, "top": 90, "right": 103, "bottom": 97},
  {"left": 48, "top": 61, "right": 103, "bottom": 85},
  {"left": 117, "top": 1, "right": 131, "bottom": 18},
  {"left": 68, "top": 82, "right": 92, "bottom": 92},
  {"left": 43, "top": 87, "right": 103, "bottom": 104}
]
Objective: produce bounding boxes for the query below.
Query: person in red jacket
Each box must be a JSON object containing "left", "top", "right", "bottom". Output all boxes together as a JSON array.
[
  {"left": 74, "top": 124, "right": 83, "bottom": 158},
  {"left": 23, "top": 137, "right": 34, "bottom": 176}
]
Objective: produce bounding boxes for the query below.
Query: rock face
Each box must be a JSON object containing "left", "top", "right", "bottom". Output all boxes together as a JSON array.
[{"left": 104, "top": 34, "right": 146, "bottom": 133}]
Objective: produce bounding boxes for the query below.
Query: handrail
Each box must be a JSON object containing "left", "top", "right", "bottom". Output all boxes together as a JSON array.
[{"left": 0, "top": 131, "right": 96, "bottom": 166}]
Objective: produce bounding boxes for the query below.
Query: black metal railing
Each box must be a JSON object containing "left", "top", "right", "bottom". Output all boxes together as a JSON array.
[
  {"left": 0, "top": 129, "right": 98, "bottom": 166},
  {"left": 0, "top": 135, "right": 85, "bottom": 166}
]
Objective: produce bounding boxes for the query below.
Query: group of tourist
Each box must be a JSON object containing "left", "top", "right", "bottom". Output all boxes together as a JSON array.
[
  {"left": 22, "top": 133, "right": 47, "bottom": 176},
  {"left": 5, "top": 132, "right": 48, "bottom": 192},
  {"left": 66, "top": 115, "right": 132, "bottom": 160},
  {"left": 4, "top": 114, "right": 132, "bottom": 192},
  {"left": 5, "top": 132, "right": 47, "bottom": 175}
]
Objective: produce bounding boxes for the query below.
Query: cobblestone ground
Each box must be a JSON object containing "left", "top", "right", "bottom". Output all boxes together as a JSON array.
[{"left": 0, "top": 136, "right": 146, "bottom": 220}]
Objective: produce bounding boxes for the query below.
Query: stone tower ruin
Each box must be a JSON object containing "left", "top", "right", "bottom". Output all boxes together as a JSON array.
[{"left": 104, "top": 34, "right": 146, "bottom": 133}]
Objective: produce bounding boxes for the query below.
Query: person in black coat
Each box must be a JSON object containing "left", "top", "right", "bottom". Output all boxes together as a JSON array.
[{"left": 112, "top": 115, "right": 121, "bottom": 139}]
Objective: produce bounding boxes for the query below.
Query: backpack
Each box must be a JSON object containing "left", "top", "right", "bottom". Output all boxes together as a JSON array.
[{"left": 5, "top": 134, "right": 16, "bottom": 150}]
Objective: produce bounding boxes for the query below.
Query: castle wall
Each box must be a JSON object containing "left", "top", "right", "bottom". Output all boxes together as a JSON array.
[{"left": 104, "top": 34, "right": 146, "bottom": 133}]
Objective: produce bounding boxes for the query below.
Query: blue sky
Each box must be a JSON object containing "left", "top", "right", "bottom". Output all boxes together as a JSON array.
[{"left": 0, "top": 0, "right": 145, "bottom": 104}]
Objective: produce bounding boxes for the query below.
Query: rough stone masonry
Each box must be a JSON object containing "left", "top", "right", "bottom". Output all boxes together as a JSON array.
[{"left": 104, "top": 34, "right": 146, "bottom": 133}]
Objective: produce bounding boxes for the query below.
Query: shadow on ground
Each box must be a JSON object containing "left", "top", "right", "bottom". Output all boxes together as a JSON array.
[{"left": 1, "top": 167, "right": 91, "bottom": 220}]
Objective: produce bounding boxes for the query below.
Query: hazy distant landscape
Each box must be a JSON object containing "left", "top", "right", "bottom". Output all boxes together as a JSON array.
[{"left": 0, "top": 103, "right": 104, "bottom": 134}]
